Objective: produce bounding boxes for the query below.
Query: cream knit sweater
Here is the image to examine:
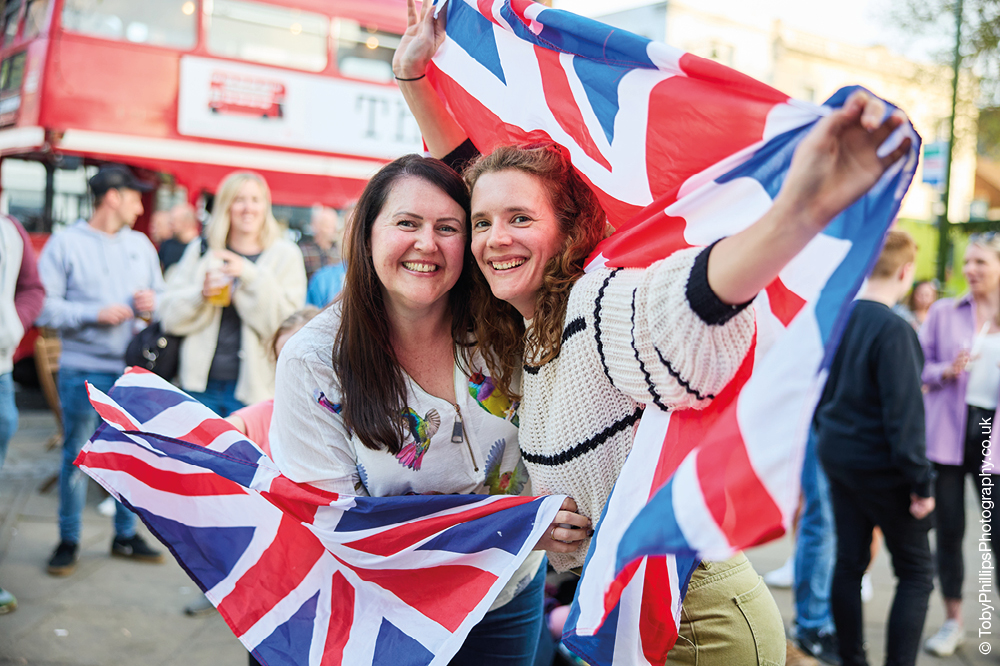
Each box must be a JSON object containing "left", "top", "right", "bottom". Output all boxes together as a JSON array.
[{"left": 520, "top": 245, "right": 755, "bottom": 570}]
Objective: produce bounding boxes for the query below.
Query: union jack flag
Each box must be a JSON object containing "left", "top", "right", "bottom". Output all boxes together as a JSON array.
[
  {"left": 431, "top": 0, "right": 920, "bottom": 663},
  {"left": 76, "top": 369, "right": 564, "bottom": 666}
]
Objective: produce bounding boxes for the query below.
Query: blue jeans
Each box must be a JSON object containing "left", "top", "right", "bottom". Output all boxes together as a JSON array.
[
  {"left": 794, "top": 430, "right": 836, "bottom": 634},
  {"left": 449, "top": 561, "right": 546, "bottom": 666},
  {"left": 58, "top": 368, "right": 135, "bottom": 543},
  {"left": 187, "top": 379, "right": 244, "bottom": 418},
  {"left": 0, "top": 371, "right": 16, "bottom": 470}
]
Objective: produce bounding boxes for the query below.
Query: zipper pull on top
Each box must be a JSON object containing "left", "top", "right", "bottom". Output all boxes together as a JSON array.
[
  {"left": 451, "top": 404, "right": 464, "bottom": 443},
  {"left": 453, "top": 404, "right": 479, "bottom": 472}
]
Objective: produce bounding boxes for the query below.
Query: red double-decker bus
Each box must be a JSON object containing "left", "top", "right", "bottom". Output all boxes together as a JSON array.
[{"left": 0, "top": 0, "right": 418, "bottom": 233}]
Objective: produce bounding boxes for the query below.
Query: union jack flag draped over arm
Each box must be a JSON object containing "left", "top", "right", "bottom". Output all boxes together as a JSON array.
[
  {"left": 75, "top": 370, "right": 564, "bottom": 666},
  {"left": 429, "top": 0, "right": 921, "bottom": 664}
]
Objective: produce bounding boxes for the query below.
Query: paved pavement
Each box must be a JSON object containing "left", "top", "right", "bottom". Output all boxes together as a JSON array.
[{"left": 0, "top": 393, "right": 998, "bottom": 665}]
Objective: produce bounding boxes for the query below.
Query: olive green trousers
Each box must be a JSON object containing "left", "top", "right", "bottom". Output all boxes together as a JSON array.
[{"left": 667, "top": 553, "right": 786, "bottom": 666}]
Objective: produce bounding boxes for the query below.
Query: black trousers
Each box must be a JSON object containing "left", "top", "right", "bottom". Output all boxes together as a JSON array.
[
  {"left": 828, "top": 477, "right": 933, "bottom": 666},
  {"left": 934, "top": 404, "right": 996, "bottom": 600}
]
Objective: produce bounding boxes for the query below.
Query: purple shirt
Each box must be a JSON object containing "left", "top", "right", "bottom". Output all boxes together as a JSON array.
[{"left": 920, "top": 294, "right": 999, "bottom": 466}]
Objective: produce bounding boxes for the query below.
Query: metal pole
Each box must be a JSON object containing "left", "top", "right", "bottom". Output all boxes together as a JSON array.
[
  {"left": 42, "top": 161, "right": 55, "bottom": 233},
  {"left": 936, "top": 0, "right": 963, "bottom": 285}
]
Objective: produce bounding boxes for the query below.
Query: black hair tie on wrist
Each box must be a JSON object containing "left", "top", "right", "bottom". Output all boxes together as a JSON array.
[{"left": 394, "top": 74, "right": 427, "bottom": 82}]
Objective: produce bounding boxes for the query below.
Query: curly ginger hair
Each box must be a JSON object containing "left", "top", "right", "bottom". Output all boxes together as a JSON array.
[{"left": 464, "top": 144, "right": 609, "bottom": 400}]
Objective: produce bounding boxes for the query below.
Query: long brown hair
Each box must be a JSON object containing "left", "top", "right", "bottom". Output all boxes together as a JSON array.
[
  {"left": 464, "top": 145, "right": 607, "bottom": 399},
  {"left": 334, "top": 154, "right": 474, "bottom": 453}
]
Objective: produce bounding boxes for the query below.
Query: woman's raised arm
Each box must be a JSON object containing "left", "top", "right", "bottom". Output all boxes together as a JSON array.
[
  {"left": 393, "top": 0, "right": 469, "bottom": 158},
  {"left": 707, "top": 90, "right": 912, "bottom": 305}
]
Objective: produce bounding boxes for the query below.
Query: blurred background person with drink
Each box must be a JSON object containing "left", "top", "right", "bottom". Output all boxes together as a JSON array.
[
  {"left": 36, "top": 164, "right": 164, "bottom": 576},
  {"left": 160, "top": 171, "right": 306, "bottom": 417}
]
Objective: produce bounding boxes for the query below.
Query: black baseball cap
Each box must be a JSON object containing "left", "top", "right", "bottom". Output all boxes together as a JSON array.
[{"left": 89, "top": 164, "right": 155, "bottom": 197}]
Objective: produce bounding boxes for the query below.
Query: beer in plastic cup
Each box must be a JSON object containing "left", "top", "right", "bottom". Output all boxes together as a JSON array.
[{"left": 205, "top": 261, "right": 233, "bottom": 307}]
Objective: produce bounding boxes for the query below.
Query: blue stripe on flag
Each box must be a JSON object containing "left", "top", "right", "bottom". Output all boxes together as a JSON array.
[
  {"left": 615, "top": 477, "right": 698, "bottom": 565},
  {"left": 108, "top": 386, "right": 196, "bottom": 423},
  {"left": 141, "top": 514, "right": 255, "bottom": 591},
  {"left": 373, "top": 619, "right": 434, "bottom": 666},
  {"left": 573, "top": 59, "right": 624, "bottom": 144},
  {"left": 447, "top": 0, "right": 506, "bottom": 84},
  {"left": 562, "top": 593, "right": 621, "bottom": 665},
  {"left": 416, "top": 502, "right": 535, "bottom": 555},
  {"left": 108, "top": 385, "right": 196, "bottom": 424},
  {"left": 501, "top": 4, "right": 655, "bottom": 69},
  {"left": 253, "top": 591, "right": 319, "bottom": 666},
  {"left": 335, "top": 494, "right": 486, "bottom": 533},
  {"left": 129, "top": 431, "right": 261, "bottom": 488}
]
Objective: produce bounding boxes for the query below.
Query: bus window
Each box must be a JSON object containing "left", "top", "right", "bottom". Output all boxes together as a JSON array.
[
  {"left": 0, "top": 158, "right": 90, "bottom": 233},
  {"left": 23, "top": 0, "right": 49, "bottom": 41},
  {"left": 2, "top": 0, "right": 23, "bottom": 47},
  {"left": 207, "top": 0, "right": 327, "bottom": 72},
  {"left": 61, "top": 0, "right": 197, "bottom": 49},
  {"left": 334, "top": 19, "right": 399, "bottom": 83}
]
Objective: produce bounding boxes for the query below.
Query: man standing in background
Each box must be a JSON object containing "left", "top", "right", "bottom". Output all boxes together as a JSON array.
[
  {"left": 0, "top": 213, "right": 45, "bottom": 613},
  {"left": 158, "top": 203, "right": 201, "bottom": 279},
  {"left": 297, "top": 205, "right": 340, "bottom": 283},
  {"left": 37, "top": 164, "right": 165, "bottom": 576}
]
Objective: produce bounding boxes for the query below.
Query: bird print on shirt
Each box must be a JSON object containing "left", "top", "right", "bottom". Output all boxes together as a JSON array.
[
  {"left": 395, "top": 408, "right": 441, "bottom": 471},
  {"left": 484, "top": 438, "right": 528, "bottom": 495},
  {"left": 469, "top": 370, "right": 520, "bottom": 427}
]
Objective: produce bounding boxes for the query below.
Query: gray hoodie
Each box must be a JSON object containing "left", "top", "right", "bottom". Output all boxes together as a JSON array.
[{"left": 37, "top": 221, "right": 164, "bottom": 374}]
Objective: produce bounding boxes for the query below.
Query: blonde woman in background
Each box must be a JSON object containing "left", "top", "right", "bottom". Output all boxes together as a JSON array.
[{"left": 160, "top": 172, "right": 306, "bottom": 416}]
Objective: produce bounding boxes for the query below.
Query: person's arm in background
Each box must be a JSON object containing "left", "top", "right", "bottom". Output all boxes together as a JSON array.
[
  {"left": 919, "top": 301, "right": 965, "bottom": 390},
  {"left": 11, "top": 218, "right": 43, "bottom": 330},
  {"left": 35, "top": 236, "right": 112, "bottom": 331},
  {"left": 878, "top": 319, "right": 935, "bottom": 501}
]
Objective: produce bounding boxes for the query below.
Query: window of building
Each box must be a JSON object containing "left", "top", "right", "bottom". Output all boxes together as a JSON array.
[
  {"left": 334, "top": 19, "right": 400, "bottom": 82},
  {"left": 61, "top": 0, "right": 197, "bottom": 49},
  {"left": 207, "top": 0, "right": 328, "bottom": 72}
]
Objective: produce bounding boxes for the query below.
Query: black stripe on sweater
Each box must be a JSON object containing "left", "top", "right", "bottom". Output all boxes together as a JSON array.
[
  {"left": 521, "top": 406, "right": 643, "bottom": 466},
  {"left": 593, "top": 269, "right": 621, "bottom": 390},
  {"left": 523, "top": 317, "right": 587, "bottom": 375},
  {"left": 631, "top": 289, "right": 670, "bottom": 412},
  {"left": 653, "top": 346, "right": 714, "bottom": 401}
]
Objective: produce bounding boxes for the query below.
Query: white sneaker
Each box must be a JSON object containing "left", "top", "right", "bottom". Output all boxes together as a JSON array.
[
  {"left": 97, "top": 496, "right": 116, "bottom": 517},
  {"left": 925, "top": 619, "right": 964, "bottom": 657},
  {"left": 860, "top": 572, "right": 873, "bottom": 603},
  {"left": 763, "top": 555, "right": 795, "bottom": 588}
]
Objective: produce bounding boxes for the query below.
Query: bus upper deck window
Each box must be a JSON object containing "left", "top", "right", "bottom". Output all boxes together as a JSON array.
[
  {"left": 207, "top": 0, "right": 328, "bottom": 72},
  {"left": 23, "top": 0, "right": 50, "bottom": 41},
  {"left": 2, "top": 0, "right": 24, "bottom": 47},
  {"left": 61, "top": 0, "right": 196, "bottom": 49},
  {"left": 334, "top": 19, "right": 400, "bottom": 83}
]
